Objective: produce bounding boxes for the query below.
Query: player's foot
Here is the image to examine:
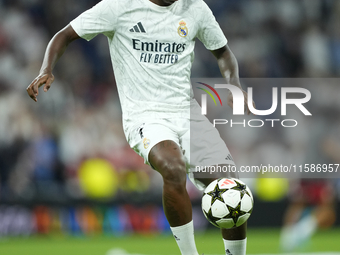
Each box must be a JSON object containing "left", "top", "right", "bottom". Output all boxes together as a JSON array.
[{"left": 280, "top": 214, "right": 317, "bottom": 252}]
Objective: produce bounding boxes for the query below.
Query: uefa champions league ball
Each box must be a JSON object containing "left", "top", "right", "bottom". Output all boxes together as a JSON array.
[{"left": 202, "top": 178, "right": 254, "bottom": 229}]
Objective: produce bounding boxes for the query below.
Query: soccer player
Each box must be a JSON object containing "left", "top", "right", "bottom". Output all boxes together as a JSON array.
[
  {"left": 280, "top": 179, "right": 337, "bottom": 252},
  {"left": 27, "top": 0, "right": 252, "bottom": 254}
]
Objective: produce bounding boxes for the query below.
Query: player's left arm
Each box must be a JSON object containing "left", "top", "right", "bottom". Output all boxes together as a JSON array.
[{"left": 211, "top": 44, "right": 254, "bottom": 115}]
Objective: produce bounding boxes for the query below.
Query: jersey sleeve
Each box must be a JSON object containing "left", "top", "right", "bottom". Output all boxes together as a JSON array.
[
  {"left": 70, "top": 0, "right": 117, "bottom": 41},
  {"left": 196, "top": 1, "right": 228, "bottom": 51}
]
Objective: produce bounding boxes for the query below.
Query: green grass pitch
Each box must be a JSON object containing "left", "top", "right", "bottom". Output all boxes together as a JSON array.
[{"left": 0, "top": 228, "right": 339, "bottom": 255}]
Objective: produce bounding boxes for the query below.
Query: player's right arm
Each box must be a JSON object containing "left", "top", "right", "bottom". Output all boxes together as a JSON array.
[{"left": 26, "top": 25, "right": 80, "bottom": 102}]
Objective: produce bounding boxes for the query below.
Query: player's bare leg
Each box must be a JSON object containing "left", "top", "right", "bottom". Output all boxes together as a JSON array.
[
  {"left": 149, "top": 140, "right": 191, "bottom": 226},
  {"left": 194, "top": 164, "right": 247, "bottom": 255},
  {"left": 149, "top": 140, "right": 199, "bottom": 255}
]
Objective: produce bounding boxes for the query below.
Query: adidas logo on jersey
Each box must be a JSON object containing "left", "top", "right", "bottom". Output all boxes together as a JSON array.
[{"left": 129, "top": 22, "right": 146, "bottom": 33}]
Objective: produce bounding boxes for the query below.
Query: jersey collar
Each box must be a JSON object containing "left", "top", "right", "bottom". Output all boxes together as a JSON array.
[{"left": 143, "top": 0, "right": 178, "bottom": 12}]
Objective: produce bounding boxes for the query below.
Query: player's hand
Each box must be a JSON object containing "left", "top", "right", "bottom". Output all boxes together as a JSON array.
[
  {"left": 227, "top": 89, "right": 255, "bottom": 115},
  {"left": 26, "top": 71, "right": 54, "bottom": 102}
]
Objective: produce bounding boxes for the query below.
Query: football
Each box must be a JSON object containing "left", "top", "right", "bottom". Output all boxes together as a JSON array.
[{"left": 201, "top": 178, "right": 254, "bottom": 229}]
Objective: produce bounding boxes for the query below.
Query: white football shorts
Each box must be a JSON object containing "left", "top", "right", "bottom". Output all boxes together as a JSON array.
[{"left": 126, "top": 109, "right": 235, "bottom": 190}]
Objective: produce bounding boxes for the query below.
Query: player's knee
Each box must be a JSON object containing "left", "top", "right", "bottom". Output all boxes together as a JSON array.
[{"left": 158, "top": 158, "right": 187, "bottom": 186}]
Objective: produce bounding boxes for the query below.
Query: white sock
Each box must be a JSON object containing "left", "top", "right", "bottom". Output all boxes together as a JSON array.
[
  {"left": 170, "top": 220, "right": 199, "bottom": 255},
  {"left": 280, "top": 214, "right": 317, "bottom": 252},
  {"left": 223, "top": 238, "right": 247, "bottom": 255},
  {"left": 296, "top": 214, "right": 318, "bottom": 241}
]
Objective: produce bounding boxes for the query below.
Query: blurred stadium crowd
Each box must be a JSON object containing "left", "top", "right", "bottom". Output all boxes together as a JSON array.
[{"left": 0, "top": 0, "right": 340, "bottom": 235}]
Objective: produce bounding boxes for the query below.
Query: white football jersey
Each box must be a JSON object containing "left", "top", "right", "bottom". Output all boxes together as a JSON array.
[{"left": 70, "top": 0, "right": 227, "bottom": 132}]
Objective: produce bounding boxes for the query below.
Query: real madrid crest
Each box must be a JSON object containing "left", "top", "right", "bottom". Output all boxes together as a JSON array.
[
  {"left": 143, "top": 137, "right": 150, "bottom": 149},
  {"left": 177, "top": 20, "right": 188, "bottom": 37}
]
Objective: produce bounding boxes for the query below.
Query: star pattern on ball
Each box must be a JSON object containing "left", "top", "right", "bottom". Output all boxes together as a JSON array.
[
  {"left": 205, "top": 210, "right": 220, "bottom": 228},
  {"left": 202, "top": 206, "right": 220, "bottom": 228},
  {"left": 231, "top": 180, "right": 249, "bottom": 197},
  {"left": 202, "top": 178, "right": 254, "bottom": 229},
  {"left": 226, "top": 203, "right": 247, "bottom": 223},
  {"left": 207, "top": 184, "right": 225, "bottom": 204}
]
